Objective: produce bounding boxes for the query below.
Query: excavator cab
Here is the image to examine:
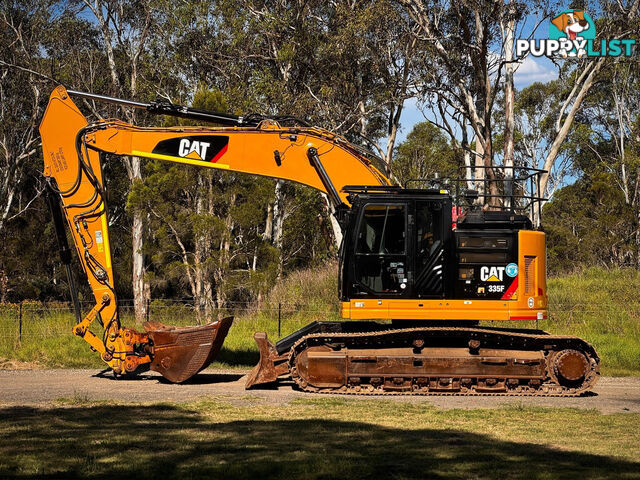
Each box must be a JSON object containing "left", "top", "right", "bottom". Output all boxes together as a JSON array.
[
  {"left": 333, "top": 182, "right": 548, "bottom": 323},
  {"left": 339, "top": 186, "right": 452, "bottom": 301},
  {"left": 339, "top": 186, "right": 537, "bottom": 305}
]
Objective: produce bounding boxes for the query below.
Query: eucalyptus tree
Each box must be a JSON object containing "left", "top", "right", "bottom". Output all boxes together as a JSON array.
[
  {"left": 71, "top": 0, "right": 189, "bottom": 320},
  {"left": 399, "top": 0, "right": 527, "bottom": 202},
  {"left": 537, "top": 0, "right": 639, "bottom": 198},
  {"left": 0, "top": 0, "right": 54, "bottom": 235}
]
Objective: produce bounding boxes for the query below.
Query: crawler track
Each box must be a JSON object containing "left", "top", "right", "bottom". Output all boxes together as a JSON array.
[{"left": 288, "top": 327, "right": 600, "bottom": 396}]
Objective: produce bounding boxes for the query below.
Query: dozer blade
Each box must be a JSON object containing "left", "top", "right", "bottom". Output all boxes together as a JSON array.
[
  {"left": 144, "top": 316, "right": 233, "bottom": 383},
  {"left": 245, "top": 332, "right": 290, "bottom": 389}
]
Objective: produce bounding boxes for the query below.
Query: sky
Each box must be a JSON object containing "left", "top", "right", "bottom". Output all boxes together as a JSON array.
[
  {"left": 395, "top": 9, "right": 563, "bottom": 144},
  {"left": 396, "top": 56, "right": 559, "bottom": 144}
]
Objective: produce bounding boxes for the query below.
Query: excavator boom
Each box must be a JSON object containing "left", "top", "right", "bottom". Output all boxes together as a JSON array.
[{"left": 40, "top": 85, "right": 389, "bottom": 382}]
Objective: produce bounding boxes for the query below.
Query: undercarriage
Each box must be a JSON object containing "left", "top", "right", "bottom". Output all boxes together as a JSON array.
[{"left": 247, "top": 322, "right": 600, "bottom": 396}]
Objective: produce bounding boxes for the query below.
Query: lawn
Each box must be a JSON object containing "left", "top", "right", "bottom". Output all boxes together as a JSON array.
[{"left": 0, "top": 398, "right": 639, "bottom": 479}]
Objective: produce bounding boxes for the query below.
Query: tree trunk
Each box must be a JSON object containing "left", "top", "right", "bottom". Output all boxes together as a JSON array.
[
  {"left": 131, "top": 209, "right": 149, "bottom": 322},
  {"left": 461, "top": 123, "right": 474, "bottom": 191},
  {"left": 474, "top": 137, "right": 485, "bottom": 204},
  {"left": 482, "top": 132, "right": 499, "bottom": 206},
  {"left": 214, "top": 193, "right": 236, "bottom": 313},
  {"left": 124, "top": 155, "right": 150, "bottom": 322},
  {"left": 0, "top": 268, "right": 8, "bottom": 303},
  {"left": 271, "top": 180, "right": 285, "bottom": 249},
  {"left": 0, "top": 182, "right": 16, "bottom": 234},
  {"left": 323, "top": 194, "right": 343, "bottom": 248},
  {"left": 383, "top": 102, "right": 404, "bottom": 178},
  {"left": 263, "top": 202, "right": 274, "bottom": 241},
  {"left": 502, "top": 1, "right": 516, "bottom": 209},
  {"left": 192, "top": 171, "right": 215, "bottom": 323},
  {"left": 271, "top": 180, "right": 285, "bottom": 277},
  {"left": 539, "top": 59, "right": 605, "bottom": 197}
]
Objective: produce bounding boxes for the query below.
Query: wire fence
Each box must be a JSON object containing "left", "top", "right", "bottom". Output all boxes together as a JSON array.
[
  {"left": 0, "top": 300, "right": 345, "bottom": 343},
  {"left": 1, "top": 298, "right": 639, "bottom": 344}
]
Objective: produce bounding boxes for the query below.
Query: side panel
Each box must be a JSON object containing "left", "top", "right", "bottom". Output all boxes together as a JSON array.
[
  {"left": 510, "top": 230, "right": 548, "bottom": 318},
  {"left": 453, "top": 230, "right": 518, "bottom": 300}
]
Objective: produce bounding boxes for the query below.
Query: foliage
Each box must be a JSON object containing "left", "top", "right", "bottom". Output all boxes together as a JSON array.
[
  {"left": 542, "top": 59, "right": 640, "bottom": 272},
  {"left": 393, "top": 122, "right": 460, "bottom": 186},
  {"left": 544, "top": 177, "right": 639, "bottom": 272}
]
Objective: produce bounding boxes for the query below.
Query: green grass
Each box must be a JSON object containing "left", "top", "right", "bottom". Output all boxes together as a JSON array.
[
  {"left": 1, "top": 266, "right": 639, "bottom": 376},
  {"left": 0, "top": 303, "right": 332, "bottom": 370},
  {"left": 545, "top": 268, "right": 640, "bottom": 376},
  {"left": 0, "top": 398, "right": 639, "bottom": 479}
]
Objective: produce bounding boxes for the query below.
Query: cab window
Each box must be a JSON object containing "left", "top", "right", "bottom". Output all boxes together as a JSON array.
[
  {"left": 356, "top": 205, "right": 405, "bottom": 254},
  {"left": 354, "top": 204, "right": 406, "bottom": 294}
]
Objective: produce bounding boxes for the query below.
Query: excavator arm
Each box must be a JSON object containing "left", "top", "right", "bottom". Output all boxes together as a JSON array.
[{"left": 39, "top": 85, "right": 390, "bottom": 382}]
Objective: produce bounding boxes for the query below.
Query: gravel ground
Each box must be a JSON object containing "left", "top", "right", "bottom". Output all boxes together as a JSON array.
[{"left": 1, "top": 369, "right": 639, "bottom": 413}]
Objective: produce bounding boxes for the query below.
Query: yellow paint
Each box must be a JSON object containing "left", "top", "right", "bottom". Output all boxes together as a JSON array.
[
  {"left": 132, "top": 150, "right": 230, "bottom": 169},
  {"left": 342, "top": 298, "right": 548, "bottom": 322},
  {"left": 101, "top": 215, "right": 111, "bottom": 270}
]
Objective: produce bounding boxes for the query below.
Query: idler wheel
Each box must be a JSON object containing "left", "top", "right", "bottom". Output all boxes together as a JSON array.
[{"left": 553, "top": 349, "right": 589, "bottom": 383}]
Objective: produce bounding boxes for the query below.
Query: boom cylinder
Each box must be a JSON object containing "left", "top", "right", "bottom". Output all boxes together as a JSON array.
[{"left": 67, "top": 89, "right": 256, "bottom": 126}]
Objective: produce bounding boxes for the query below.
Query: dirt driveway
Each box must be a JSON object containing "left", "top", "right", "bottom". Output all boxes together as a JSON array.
[{"left": 1, "top": 369, "right": 639, "bottom": 413}]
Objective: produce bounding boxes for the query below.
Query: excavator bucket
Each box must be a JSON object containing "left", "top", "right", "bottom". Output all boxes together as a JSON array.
[{"left": 144, "top": 317, "right": 233, "bottom": 383}]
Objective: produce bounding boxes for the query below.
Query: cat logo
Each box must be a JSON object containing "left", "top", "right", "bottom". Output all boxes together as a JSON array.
[
  {"left": 480, "top": 266, "right": 505, "bottom": 282},
  {"left": 178, "top": 139, "right": 210, "bottom": 160},
  {"left": 151, "top": 135, "right": 229, "bottom": 163}
]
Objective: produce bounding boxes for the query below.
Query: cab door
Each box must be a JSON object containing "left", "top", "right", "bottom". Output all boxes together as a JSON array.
[
  {"left": 413, "top": 200, "right": 448, "bottom": 298},
  {"left": 352, "top": 203, "right": 410, "bottom": 297}
]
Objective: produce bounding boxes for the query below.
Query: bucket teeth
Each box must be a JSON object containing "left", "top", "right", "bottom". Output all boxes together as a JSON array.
[{"left": 145, "top": 316, "right": 233, "bottom": 383}]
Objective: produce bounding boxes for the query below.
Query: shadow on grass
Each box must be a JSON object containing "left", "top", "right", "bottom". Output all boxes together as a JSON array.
[
  {"left": 0, "top": 405, "right": 638, "bottom": 479},
  {"left": 215, "top": 346, "right": 259, "bottom": 367}
]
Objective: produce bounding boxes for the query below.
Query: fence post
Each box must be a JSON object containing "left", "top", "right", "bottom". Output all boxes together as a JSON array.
[
  {"left": 18, "top": 301, "right": 23, "bottom": 343},
  {"left": 278, "top": 303, "right": 281, "bottom": 338}
]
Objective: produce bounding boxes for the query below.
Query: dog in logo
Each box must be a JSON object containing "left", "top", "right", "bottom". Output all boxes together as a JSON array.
[{"left": 551, "top": 10, "right": 590, "bottom": 57}]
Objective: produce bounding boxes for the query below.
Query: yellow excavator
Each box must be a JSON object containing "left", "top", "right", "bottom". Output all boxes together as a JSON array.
[{"left": 40, "top": 85, "right": 599, "bottom": 395}]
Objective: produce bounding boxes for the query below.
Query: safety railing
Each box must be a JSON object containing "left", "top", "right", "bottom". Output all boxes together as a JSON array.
[{"left": 405, "top": 165, "right": 547, "bottom": 224}]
